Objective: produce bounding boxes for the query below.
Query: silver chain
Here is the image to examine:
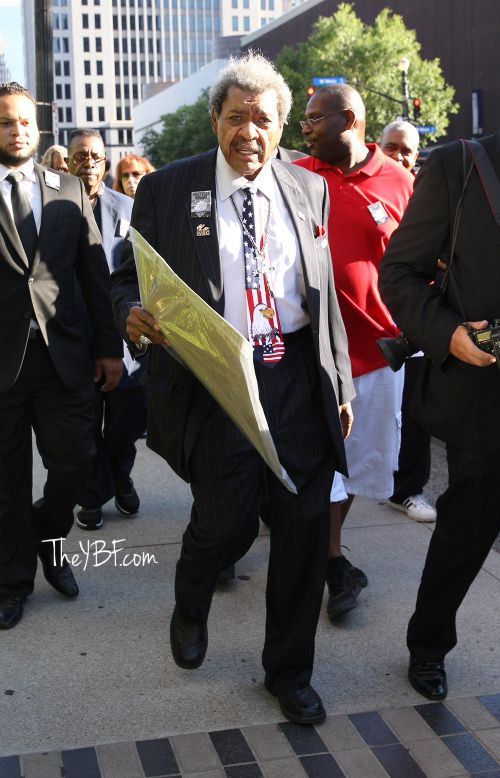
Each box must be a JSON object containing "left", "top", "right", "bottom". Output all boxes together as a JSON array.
[{"left": 230, "top": 189, "right": 272, "bottom": 261}]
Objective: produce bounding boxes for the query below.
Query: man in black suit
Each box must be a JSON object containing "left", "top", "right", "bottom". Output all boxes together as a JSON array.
[
  {"left": 66, "top": 129, "right": 146, "bottom": 531},
  {"left": 112, "top": 53, "right": 354, "bottom": 724},
  {"left": 379, "top": 134, "right": 500, "bottom": 700},
  {"left": 0, "top": 82, "right": 123, "bottom": 629}
]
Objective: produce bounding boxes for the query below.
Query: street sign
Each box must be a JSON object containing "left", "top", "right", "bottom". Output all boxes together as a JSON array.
[
  {"left": 417, "top": 125, "right": 436, "bottom": 134},
  {"left": 311, "top": 76, "right": 347, "bottom": 86}
]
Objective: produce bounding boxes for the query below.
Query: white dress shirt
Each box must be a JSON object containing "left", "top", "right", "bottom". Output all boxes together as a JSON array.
[
  {"left": 0, "top": 158, "right": 42, "bottom": 233},
  {"left": 215, "top": 148, "right": 310, "bottom": 337}
]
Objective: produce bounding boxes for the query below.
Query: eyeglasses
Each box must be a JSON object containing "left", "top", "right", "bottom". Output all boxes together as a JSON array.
[
  {"left": 121, "top": 170, "right": 143, "bottom": 180},
  {"left": 69, "top": 152, "right": 106, "bottom": 165},
  {"left": 299, "top": 111, "right": 343, "bottom": 130}
]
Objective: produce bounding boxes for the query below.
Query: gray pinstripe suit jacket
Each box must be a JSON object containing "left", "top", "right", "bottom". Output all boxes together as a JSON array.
[{"left": 111, "top": 148, "right": 354, "bottom": 482}]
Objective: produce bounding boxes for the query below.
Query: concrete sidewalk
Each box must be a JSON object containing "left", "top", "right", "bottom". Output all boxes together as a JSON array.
[{"left": 1, "top": 440, "right": 499, "bottom": 777}]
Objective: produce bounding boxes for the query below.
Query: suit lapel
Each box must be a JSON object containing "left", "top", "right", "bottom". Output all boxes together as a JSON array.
[
  {"left": 272, "top": 159, "right": 323, "bottom": 323},
  {"left": 35, "top": 163, "right": 60, "bottom": 272},
  {"left": 184, "top": 150, "right": 224, "bottom": 314}
]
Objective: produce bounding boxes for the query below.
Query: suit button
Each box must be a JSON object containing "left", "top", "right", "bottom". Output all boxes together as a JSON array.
[{"left": 28, "top": 277, "right": 34, "bottom": 285}]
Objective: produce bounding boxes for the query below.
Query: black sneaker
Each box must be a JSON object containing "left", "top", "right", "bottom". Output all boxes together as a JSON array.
[
  {"left": 76, "top": 506, "right": 103, "bottom": 531},
  {"left": 114, "top": 478, "right": 140, "bottom": 516},
  {"left": 326, "top": 556, "right": 361, "bottom": 620},
  {"left": 344, "top": 557, "right": 368, "bottom": 588}
]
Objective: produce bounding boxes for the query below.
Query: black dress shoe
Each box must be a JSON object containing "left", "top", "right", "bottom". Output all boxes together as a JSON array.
[
  {"left": 266, "top": 683, "right": 326, "bottom": 725},
  {"left": 408, "top": 657, "right": 447, "bottom": 700},
  {"left": 170, "top": 606, "right": 207, "bottom": 669},
  {"left": 37, "top": 547, "right": 79, "bottom": 598},
  {"left": 0, "top": 595, "right": 26, "bottom": 629}
]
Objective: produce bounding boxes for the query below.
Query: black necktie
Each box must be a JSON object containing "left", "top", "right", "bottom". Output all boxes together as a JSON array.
[{"left": 6, "top": 171, "right": 38, "bottom": 265}]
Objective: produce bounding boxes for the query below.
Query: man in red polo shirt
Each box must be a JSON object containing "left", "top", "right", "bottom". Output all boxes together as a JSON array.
[{"left": 295, "top": 85, "right": 414, "bottom": 621}]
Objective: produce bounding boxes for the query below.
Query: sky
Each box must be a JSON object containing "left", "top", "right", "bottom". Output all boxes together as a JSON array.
[{"left": 0, "top": 0, "right": 25, "bottom": 83}]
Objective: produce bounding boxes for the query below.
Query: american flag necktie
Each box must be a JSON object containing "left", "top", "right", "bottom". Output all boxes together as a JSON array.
[{"left": 241, "top": 187, "right": 285, "bottom": 366}]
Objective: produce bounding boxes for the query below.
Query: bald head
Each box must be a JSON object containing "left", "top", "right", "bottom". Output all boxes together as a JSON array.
[
  {"left": 315, "top": 84, "right": 366, "bottom": 119},
  {"left": 380, "top": 120, "right": 419, "bottom": 171}
]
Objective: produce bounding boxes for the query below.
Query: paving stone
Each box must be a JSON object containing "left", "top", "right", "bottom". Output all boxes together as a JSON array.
[
  {"left": 320, "top": 715, "right": 366, "bottom": 752},
  {"left": 260, "top": 757, "right": 307, "bottom": 777},
  {"left": 408, "top": 737, "right": 468, "bottom": 777},
  {"left": 21, "top": 751, "right": 62, "bottom": 778},
  {"left": 442, "top": 733, "right": 499, "bottom": 773},
  {"left": 349, "top": 711, "right": 399, "bottom": 746},
  {"left": 209, "top": 729, "right": 254, "bottom": 766},
  {"left": 184, "top": 771, "right": 225, "bottom": 778},
  {"left": 300, "top": 753, "right": 345, "bottom": 777},
  {"left": 476, "top": 728, "right": 500, "bottom": 761},
  {"left": 481, "top": 694, "right": 500, "bottom": 721},
  {"left": 334, "top": 747, "right": 390, "bottom": 778},
  {"left": 277, "top": 722, "right": 328, "bottom": 756},
  {"left": 61, "top": 747, "right": 101, "bottom": 778},
  {"left": 372, "top": 743, "right": 426, "bottom": 777},
  {"left": 380, "top": 706, "right": 436, "bottom": 744},
  {"left": 136, "top": 738, "right": 179, "bottom": 777},
  {"left": 170, "top": 733, "right": 221, "bottom": 773},
  {"left": 414, "top": 704, "right": 467, "bottom": 737},
  {"left": 96, "top": 742, "right": 145, "bottom": 777},
  {"left": 446, "top": 697, "right": 500, "bottom": 731},
  {"left": 224, "top": 764, "right": 262, "bottom": 777},
  {"left": 241, "top": 724, "right": 294, "bottom": 761}
]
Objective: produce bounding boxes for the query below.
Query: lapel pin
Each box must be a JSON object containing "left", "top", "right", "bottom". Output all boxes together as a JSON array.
[
  {"left": 44, "top": 170, "right": 60, "bottom": 190},
  {"left": 196, "top": 223, "right": 210, "bottom": 237},
  {"left": 191, "top": 190, "right": 212, "bottom": 219}
]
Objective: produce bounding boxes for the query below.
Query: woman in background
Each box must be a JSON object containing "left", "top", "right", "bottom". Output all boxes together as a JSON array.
[
  {"left": 113, "top": 154, "right": 155, "bottom": 199},
  {"left": 41, "top": 144, "right": 68, "bottom": 172}
]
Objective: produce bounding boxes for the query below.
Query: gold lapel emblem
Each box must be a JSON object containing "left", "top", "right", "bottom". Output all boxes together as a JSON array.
[{"left": 196, "top": 223, "right": 210, "bottom": 237}]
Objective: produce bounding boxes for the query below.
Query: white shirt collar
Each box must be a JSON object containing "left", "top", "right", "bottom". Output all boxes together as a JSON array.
[
  {"left": 0, "top": 158, "right": 36, "bottom": 183},
  {"left": 216, "top": 147, "right": 275, "bottom": 202}
]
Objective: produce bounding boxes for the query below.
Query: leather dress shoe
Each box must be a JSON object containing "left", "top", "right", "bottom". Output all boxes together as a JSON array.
[
  {"left": 170, "top": 606, "right": 207, "bottom": 669},
  {"left": 408, "top": 657, "right": 447, "bottom": 700},
  {"left": 266, "top": 682, "right": 326, "bottom": 725},
  {"left": 0, "top": 595, "right": 26, "bottom": 629},
  {"left": 37, "top": 547, "right": 79, "bottom": 598}
]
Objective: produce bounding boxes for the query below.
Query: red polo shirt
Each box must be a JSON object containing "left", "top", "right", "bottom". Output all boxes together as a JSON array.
[{"left": 294, "top": 145, "right": 414, "bottom": 377}]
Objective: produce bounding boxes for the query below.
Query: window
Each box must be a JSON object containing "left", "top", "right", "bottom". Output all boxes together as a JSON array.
[
  {"left": 96, "top": 37, "right": 102, "bottom": 52},
  {"left": 96, "top": 60, "right": 103, "bottom": 75},
  {"left": 61, "top": 13, "right": 68, "bottom": 29},
  {"left": 115, "top": 84, "right": 121, "bottom": 98},
  {"left": 131, "top": 61, "right": 137, "bottom": 75},
  {"left": 65, "top": 107, "right": 72, "bottom": 122},
  {"left": 114, "top": 38, "right": 119, "bottom": 52},
  {"left": 55, "top": 61, "right": 61, "bottom": 76},
  {"left": 62, "top": 37, "right": 69, "bottom": 53},
  {"left": 269, "top": 0, "right": 274, "bottom": 8},
  {"left": 82, "top": 13, "right": 88, "bottom": 27},
  {"left": 86, "top": 107, "right": 93, "bottom": 122},
  {"left": 127, "top": 130, "right": 133, "bottom": 144},
  {"left": 83, "top": 37, "right": 90, "bottom": 52},
  {"left": 243, "top": 0, "right": 249, "bottom": 7},
  {"left": 54, "top": 13, "right": 60, "bottom": 30},
  {"left": 113, "top": 15, "right": 118, "bottom": 29},
  {"left": 53, "top": 38, "right": 60, "bottom": 53},
  {"left": 132, "top": 83, "right": 138, "bottom": 99},
  {"left": 98, "top": 107, "right": 105, "bottom": 122},
  {"left": 131, "top": 38, "right": 136, "bottom": 53},
  {"left": 84, "top": 60, "right": 91, "bottom": 75},
  {"left": 58, "top": 107, "right": 63, "bottom": 122},
  {"left": 85, "top": 84, "right": 92, "bottom": 98},
  {"left": 95, "top": 14, "right": 101, "bottom": 28},
  {"left": 243, "top": 15, "right": 250, "bottom": 30},
  {"left": 117, "top": 106, "right": 122, "bottom": 120},
  {"left": 124, "top": 83, "right": 130, "bottom": 98},
  {"left": 231, "top": 0, "right": 237, "bottom": 7},
  {"left": 63, "top": 61, "right": 70, "bottom": 76},
  {"left": 55, "top": 84, "right": 62, "bottom": 99},
  {"left": 231, "top": 16, "right": 238, "bottom": 31},
  {"left": 122, "top": 37, "right": 128, "bottom": 52},
  {"left": 97, "top": 83, "right": 104, "bottom": 99},
  {"left": 64, "top": 84, "right": 71, "bottom": 99}
]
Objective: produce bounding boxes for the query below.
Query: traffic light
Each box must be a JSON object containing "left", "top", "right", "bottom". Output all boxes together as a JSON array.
[
  {"left": 413, "top": 97, "right": 421, "bottom": 121},
  {"left": 306, "top": 85, "right": 315, "bottom": 100}
]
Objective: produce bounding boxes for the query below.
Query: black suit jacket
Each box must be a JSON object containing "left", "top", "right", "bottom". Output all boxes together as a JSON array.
[
  {"left": 0, "top": 163, "right": 122, "bottom": 392},
  {"left": 112, "top": 148, "right": 354, "bottom": 481},
  {"left": 379, "top": 133, "right": 500, "bottom": 452}
]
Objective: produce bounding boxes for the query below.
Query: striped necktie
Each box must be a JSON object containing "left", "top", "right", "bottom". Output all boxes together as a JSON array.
[{"left": 6, "top": 171, "right": 38, "bottom": 265}]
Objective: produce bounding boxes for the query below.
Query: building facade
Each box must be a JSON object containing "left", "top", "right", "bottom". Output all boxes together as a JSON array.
[{"left": 23, "top": 0, "right": 286, "bottom": 168}]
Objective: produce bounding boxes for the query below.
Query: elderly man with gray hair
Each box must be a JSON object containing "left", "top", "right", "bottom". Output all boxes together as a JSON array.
[
  {"left": 112, "top": 52, "right": 354, "bottom": 723},
  {"left": 380, "top": 120, "right": 420, "bottom": 173}
]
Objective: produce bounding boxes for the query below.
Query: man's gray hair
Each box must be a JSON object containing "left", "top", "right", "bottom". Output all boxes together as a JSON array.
[
  {"left": 209, "top": 51, "right": 292, "bottom": 124},
  {"left": 380, "top": 120, "right": 420, "bottom": 149}
]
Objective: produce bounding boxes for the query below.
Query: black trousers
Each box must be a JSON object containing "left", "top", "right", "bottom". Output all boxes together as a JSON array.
[
  {"left": 175, "top": 331, "right": 336, "bottom": 691},
  {"left": 0, "top": 338, "right": 96, "bottom": 596},
  {"left": 79, "top": 384, "right": 147, "bottom": 508},
  {"left": 407, "top": 443, "right": 500, "bottom": 660},
  {"left": 391, "top": 358, "right": 431, "bottom": 502}
]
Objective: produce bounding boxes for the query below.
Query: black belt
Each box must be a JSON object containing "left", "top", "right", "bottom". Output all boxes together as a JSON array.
[{"left": 282, "top": 325, "right": 312, "bottom": 345}]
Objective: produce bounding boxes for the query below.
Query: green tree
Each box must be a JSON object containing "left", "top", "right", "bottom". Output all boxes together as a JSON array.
[
  {"left": 276, "top": 3, "right": 458, "bottom": 149},
  {"left": 141, "top": 88, "right": 215, "bottom": 167}
]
